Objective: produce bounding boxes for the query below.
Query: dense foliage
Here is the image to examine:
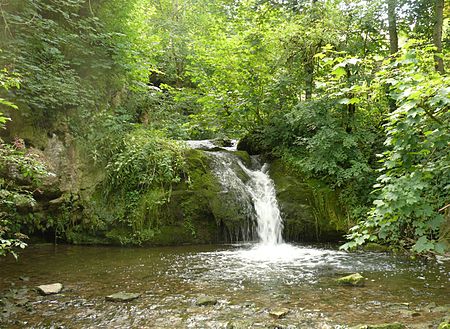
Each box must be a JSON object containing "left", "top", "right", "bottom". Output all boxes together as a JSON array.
[
  {"left": 0, "top": 71, "right": 48, "bottom": 258},
  {"left": 0, "top": 0, "right": 448, "bottom": 254}
]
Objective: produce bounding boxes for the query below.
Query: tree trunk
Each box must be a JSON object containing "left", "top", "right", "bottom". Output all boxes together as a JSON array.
[
  {"left": 305, "top": 61, "right": 314, "bottom": 100},
  {"left": 433, "top": 0, "right": 445, "bottom": 74},
  {"left": 386, "top": 0, "right": 398, "bottom": 112},
  {"left": 387, "top": 0, "right": 398, "bottom": 55}
]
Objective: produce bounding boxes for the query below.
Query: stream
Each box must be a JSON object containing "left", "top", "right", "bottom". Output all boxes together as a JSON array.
[{"left": 0, "top": 243, "right": 449, "bottom": 328}]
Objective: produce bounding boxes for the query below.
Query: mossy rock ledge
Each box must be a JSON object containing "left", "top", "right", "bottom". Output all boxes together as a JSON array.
[{"left": 147, "top": 149, "right": 256, "bottom": 244}]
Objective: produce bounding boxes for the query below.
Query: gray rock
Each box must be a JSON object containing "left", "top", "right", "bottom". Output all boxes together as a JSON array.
[
  {"left": 37, "top": 283, "right": 63, "bottom": 295},
  {"left": 337, "top": 273, "right": 365, "bottom": 286},
  {"left": 195, "top": 296, "right": 218, "bottom": 306},
  {"left": 105, "top": 292, "right": 140, "bottom": 302}
]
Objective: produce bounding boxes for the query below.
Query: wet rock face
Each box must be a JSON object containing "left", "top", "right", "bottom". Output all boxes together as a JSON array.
[
  {"left": 37, "top": 283, "right": 63, "bottom": 295},
  {"left": 163, "top": 149, "right": 257, "bottom": 244}
]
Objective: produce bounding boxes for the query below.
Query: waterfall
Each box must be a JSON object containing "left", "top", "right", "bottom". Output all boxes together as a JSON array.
[
  {"left": 186, "top": 140, "right": 284, "bottom": 245},
  {"left": 203, "top": 150, "right": 283, "bottom": 245},
  {"left": 238, "top": 163, "right": 284, "bottom": 245}
]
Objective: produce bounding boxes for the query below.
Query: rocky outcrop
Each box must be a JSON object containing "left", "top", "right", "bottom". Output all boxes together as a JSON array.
[
  {"left": 269, "top": 160, "right": 347, "bottom": 242},
  {"left": 2, "top": 109, "right": 347, "bottom": 245}
]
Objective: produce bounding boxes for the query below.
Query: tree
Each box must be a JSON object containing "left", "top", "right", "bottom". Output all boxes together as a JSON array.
[
  {"left": 387, "top": 0, "right": 399, "bottom": 55},
  {"left": 433, "top": 0, "right": 445, "bottom": 73}
]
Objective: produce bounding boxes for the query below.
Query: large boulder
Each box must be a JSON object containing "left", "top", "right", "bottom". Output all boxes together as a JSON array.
[
  {"left": 124, "top": 149, "right": 256, "bottom": 245},
  {"left": 237, "top": 131, "right": 269, "bottom": 155},
  {"left": 269, "top": 160, "right": 347, "bottom": 242}
]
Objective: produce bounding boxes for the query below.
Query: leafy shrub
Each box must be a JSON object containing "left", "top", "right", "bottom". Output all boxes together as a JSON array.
[
  {"left": 343, "top": 45, "right": 450, "bottom": 254},
  {"left": 101, "top": 128, "right": 186, "bottom": 243}
]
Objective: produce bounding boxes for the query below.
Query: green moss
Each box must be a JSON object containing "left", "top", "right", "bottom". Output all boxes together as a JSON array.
[
  {"left": 363, "top": 243, "right": 390, "bottom": 252},
  {"left": 231, "top": 151, "right": 251, "bottom": 167},
  {"left": 65, "top": 231, "right": 111, "bottom": 245}
]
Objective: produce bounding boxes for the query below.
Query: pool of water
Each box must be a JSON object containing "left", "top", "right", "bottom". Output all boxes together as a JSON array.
[{"left": 0, "top": 243, "right": 449, "bottom": 328}]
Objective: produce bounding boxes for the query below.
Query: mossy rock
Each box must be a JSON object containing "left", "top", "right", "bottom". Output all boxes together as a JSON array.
[
  {"left": 165, "top": 149, "right": 255, "bottom": 243},
  {"left": 195, "top": 295, "right": 218, "bottom": 306},
  {"left": 268, "top": 159, "right": 346, "bottom": 242},
  {"left": 363, "top": 243, "right": 390, "bottom": 252},
  {"left": 337, "top": 273, "right": 365, "bottom": 287},
  {"left": 231, "top": 150, "right": 251, "bottom": 167},
  {"left": 237, "top": 130, "right": 269, "bottom": 155}
]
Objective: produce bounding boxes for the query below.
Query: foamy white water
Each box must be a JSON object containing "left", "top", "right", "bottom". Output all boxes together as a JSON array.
[
  {"left": 239, "top": 163, "right": 283, "bottom": 245},
  {"left": 208, "top": 150, "right": 284, "bottom": 245},
  {"left": 185, "top": 140, "right": 285, "bottom": 246}
]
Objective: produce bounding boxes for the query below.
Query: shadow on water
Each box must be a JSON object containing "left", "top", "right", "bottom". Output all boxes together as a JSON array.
[{"left": 0, "top": 243, "right": 449, "bottom": 328}]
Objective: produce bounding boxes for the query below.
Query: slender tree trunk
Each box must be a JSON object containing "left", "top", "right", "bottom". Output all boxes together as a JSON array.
[
  {"left": 387, "top": 0, "right": 398, "bottom": 55},
  {"left": 386, "top": 0, "right": 398, "bottom": 112},
  {"left": 345, "top": 67, "right": 355, "bottom": 133},
  {"left": 305, "top": 61, "right": 314, "bottom": 100},
  {"left": 433, "top": 0, "right": 445, "bottom": 74}
]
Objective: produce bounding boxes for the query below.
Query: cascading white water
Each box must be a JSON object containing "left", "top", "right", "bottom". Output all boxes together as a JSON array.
[
  {"left": 238, "top": 163, "right": 283, "bottom": 245},
  {"left": 208, "top": 154, "right": 283, "bottom": 245},
  {"left": 186, "top": 139, "right": 284, "bottom": 245}
]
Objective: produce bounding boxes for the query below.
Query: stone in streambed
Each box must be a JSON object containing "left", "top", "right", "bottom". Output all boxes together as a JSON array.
[
  {"left": 37, "top": 283, "right": 63, "bottom": 295},
  {"left": 351, "top": 323, "right": 405, "bottom": 329},
  {"left": 269, "top": 308, "right": 289, "bottom": 319},
  {"left": 337, "top": 273, "right": 365, "bottom": 286},
  {"left": 195, "top": 296, "right": 217, "bottom": 306},
  {"left": 105, "top": 292, "right": 140, "bottom": 302}
]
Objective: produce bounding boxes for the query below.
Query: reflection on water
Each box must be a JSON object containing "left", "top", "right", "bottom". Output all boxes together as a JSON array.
[{"left": 0, "top": 243, "right": 449, "bottom": 328}]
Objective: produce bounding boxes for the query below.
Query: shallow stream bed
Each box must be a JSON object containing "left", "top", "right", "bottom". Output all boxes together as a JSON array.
[{"left": 0, "top": 243, "right": 449, "bottom": 328}]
